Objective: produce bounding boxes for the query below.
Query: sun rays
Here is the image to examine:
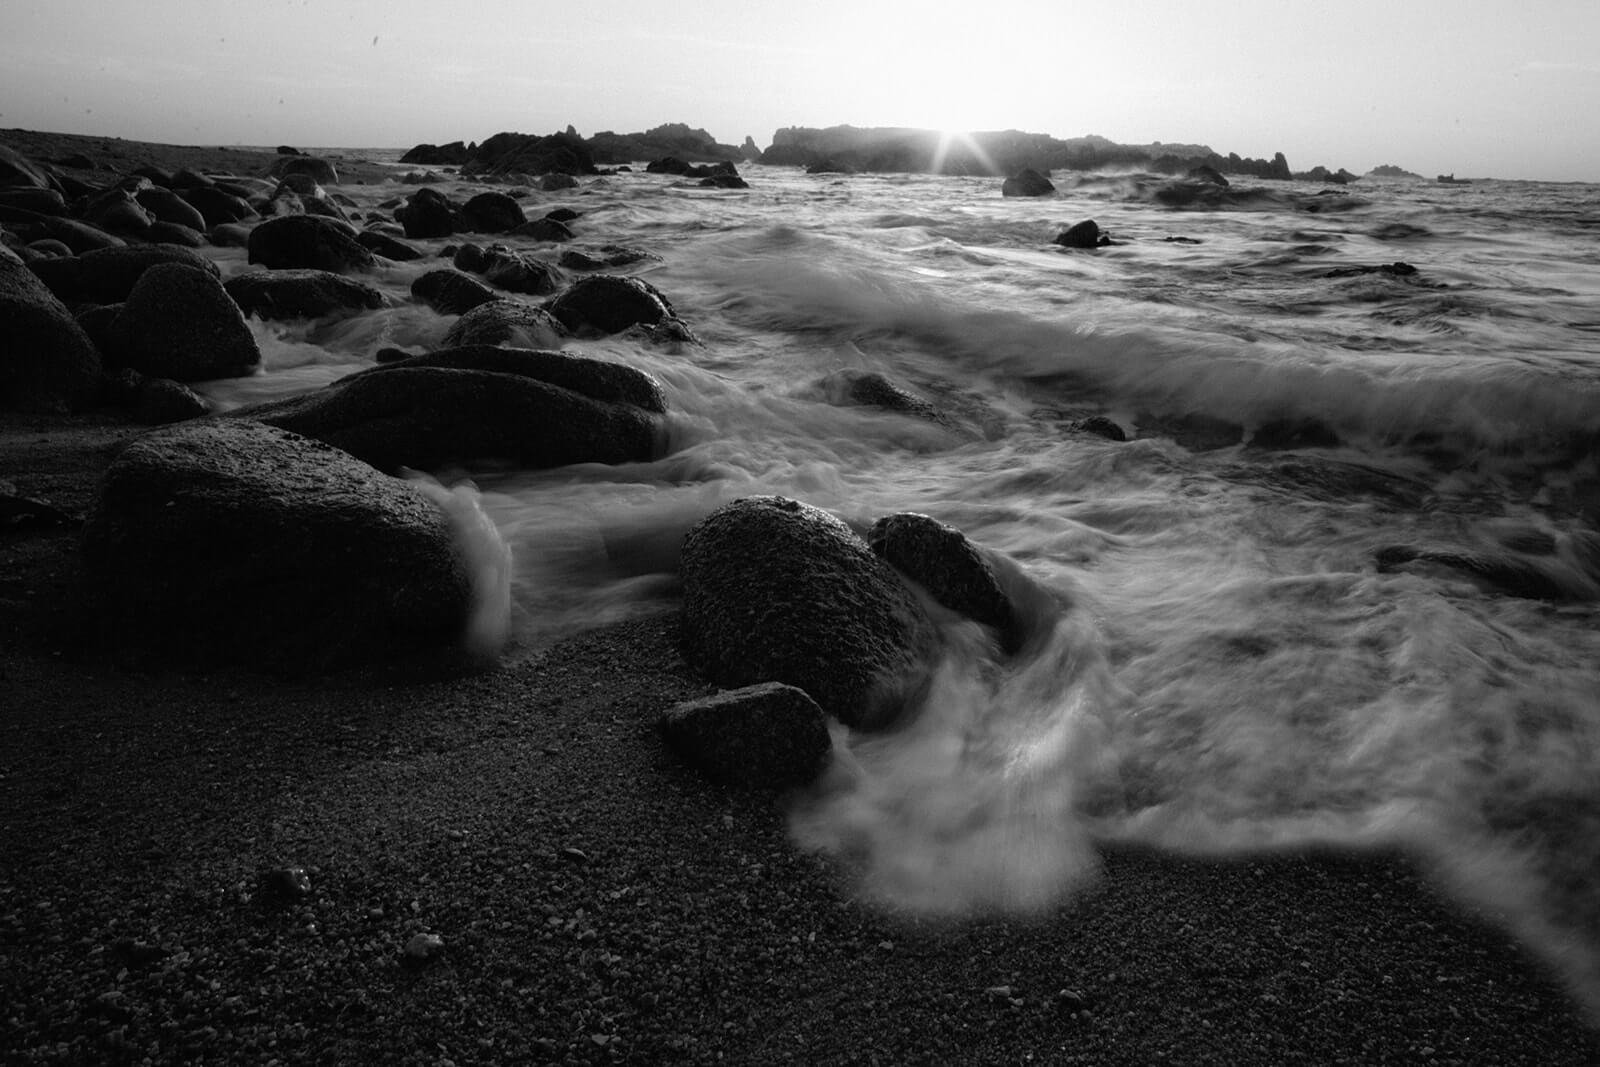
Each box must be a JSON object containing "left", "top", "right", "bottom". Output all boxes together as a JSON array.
[{"left": 931, "top": 128, "right": 999, "bottom": 176}]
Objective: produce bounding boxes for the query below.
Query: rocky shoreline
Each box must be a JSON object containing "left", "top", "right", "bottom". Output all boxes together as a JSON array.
[{"left": 3, "top": 128, "right": 1599, "bottom": 1063}]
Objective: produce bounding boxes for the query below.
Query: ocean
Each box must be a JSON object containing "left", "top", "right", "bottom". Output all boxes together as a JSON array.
[{"left": 199, "top": 163, "right": 1600, "bottom": 1016}]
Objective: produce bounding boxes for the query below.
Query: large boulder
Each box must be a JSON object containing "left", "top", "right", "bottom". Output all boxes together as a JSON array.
[
  {"left": 660, "top": 683, "right": 832, "bottom": 789},
  {"left": 546, "top": 274, "right": 675, "bottom": 335},
  {"left": 359, "top": 345, "right": 666, "bottom": 413},
  {"left": 460, "top": 191, "right": 526, "bottom": 233},
  {"left": 247, "top": 215, "right": 376, "bottom": 274},
  {"left": 867, "top": 513, "right": 1018, "bottom": 651},
  {"left": 679, "top": 496, "right": 938, "bottom": 730},
  {"left": 395, "top": 187, "right": 458, "bottom": 239},
  {"left": 80, "top": 419, "right": 473, "bottom": 668},
  {"left": 28, "top": 244, "right": 221, "bottom": 304},
  {"left": 1001, "top": 168, "right": 1056, "bottom": 197},
  {"left": 239, "top": 357, "right": 664, "bottom": 473},
  {"left": 477, "top": 246, "right": 562, "bottom": 296},
  {"left": 441, "top": 299, "right": 567, "bottom": 348},
  {"left": 0, "top": 244, "right": 102, "bottom": 412},
  {"left": 104, "top": 262, "right": 261, "bottom": 381},
  {"left": 224, "top": 268, "right": 387, "bottom": 320},
  {"left": 411, "top": 268, "right": 500, "bottom": 316}
]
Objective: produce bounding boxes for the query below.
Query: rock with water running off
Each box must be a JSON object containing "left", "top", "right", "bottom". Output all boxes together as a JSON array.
[
  {"left": 1053, "top": 219, "right": 1110, "bottom": 249},
  {"left": 440, "top": 298, "right": 568, "bottom": 348},
  {"left": 660, "top": 682, "right": 833, "bottom": 789},
  {"left": 546, "top": 274, "right": 680, "bottom": 336},
  {"left": 868, "top": 512, "right": 1020, "bottom": 652},
  {"left": 80, "top": 419, "right": 475, "bottom": 669},
  {"left": 680, "top": 496, "right": 938, "bottom": 730}
]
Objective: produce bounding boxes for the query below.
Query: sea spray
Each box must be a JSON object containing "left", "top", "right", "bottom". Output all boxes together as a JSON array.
[{"left": 405, "top": 472, "right": 512, "bottom": 660}]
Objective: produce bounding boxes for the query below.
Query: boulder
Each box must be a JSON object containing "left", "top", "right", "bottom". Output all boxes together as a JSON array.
[
  {"left": 355, "top": 229, "right": 424, "bottom": 261},
  {"left": 546, "top": 274, "right": 675, "bottom": 335},
  {"left": 135, "top": 186, "right": 208, "bottom": 231},
  {"left": 660, "top": 683, "right": 832, "bottom": 789},
  {"left": 0, "top": 244, "right": 102, "bottom": 412},
  {"left": 209, "top": 223, "right": 253, "bottom": 248},
  {"left": 1054, "top": 220, "right": 1110, "bottom": 249},
  {"left": 133, "top": 376, "right": 210, "bottom": 424},
  {"left": 395, "top": 187, "right": 458, "bottom": 239},
  {"left": 510, "top": 217, "right": 573, "bottom": 242},
  {"left": 867, "top": 513, "right": 1017, "bottom": 651},
  {"left": 240, "top": 360, "right": 663, "bottom": 473},
  {"left": 0, "top": 144, "right": 51, "bottom": 189},
  {"left": 178, "top": 185, "right": 257, "bottom": 227},
  {"left": 0, "top": 187, "right": 69, "bottom": 216},
  {"left": 557, "top": 245, "right": 658, "bottom": 272},
  {"left": 478, "top": 247, "right": 561, "bottom": 296},
  {"left": 359, "top": 345, "right": 665, "bottom": 413},
  {"left": 147, "top": 222, "right": 205, "bottom": 247},
  {"left": 35, "top": 216, "right": 125, "bottom": 253},
  {"left": 82, "top": 186, "right": 155, "bottom": 237},
  {"left": 224, "top": 268, "right": 387, "bottom": 320},
  {"left": 28, "top": 243, "right": 220, "bottom": 304},
  {"left": 104, "top": 262, "right": 261, "bottom": 381},
  {"left": 247, "top": 215, "right": 376, "bottom": 274},
  {"left": 539, "top": 173, "right": 579, "bottom": 191},
  {"left": 698, "top": 173, "right": 749, "bottom": 189},
  {"left": 441, "top": 299, "right": 567, "bottom": 348},
  {"left": 543, "top": 207, "right": 582, "bottom": 223},
  {"left": 679, "top": 496, "right": 938, "bottom": 730},
  {"left": 269, "top": 155, "right": 339, "bottom": 186},
  {"left": 460, "top": 191, "right": 525, "bottom": 233},
  {"left": 80, "top": 419, "right": 473, "bottom": 668},
  {"left": 1002, "top": 168, "right": 1055, "bottom": 197},
  {"left": 410, "top": 268, "right": 500, "bottom": 316}
]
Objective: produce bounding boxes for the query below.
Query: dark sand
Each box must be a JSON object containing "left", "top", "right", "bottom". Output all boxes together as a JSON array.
[{"left": 3, "top": 131, "right": 1600, "bottom": 1064}]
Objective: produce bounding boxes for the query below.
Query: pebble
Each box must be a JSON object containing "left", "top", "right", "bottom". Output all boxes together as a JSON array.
[{"left": 403, "top": 932, "right": 445, "bottom": 962}]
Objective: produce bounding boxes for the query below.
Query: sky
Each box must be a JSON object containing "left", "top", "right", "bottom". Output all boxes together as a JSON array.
[{"left": 2, "top": 0, "right": 1597, "bottom": 181}]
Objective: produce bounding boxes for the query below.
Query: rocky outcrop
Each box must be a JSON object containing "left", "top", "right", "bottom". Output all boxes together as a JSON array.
[
  {"left": 103, "top": 262, "right": 261, "bottom": 382},
  {"left": 440, "top": 300, "right": 568, "bottom": 348},
  {"left": 80, "top": 419, "right": 473, "bottom": 669},
  {"left": 399, "top": 141, "right": 471, "bottom": 166},
  {"left": 588, "top": 124, "right": 744, "bottom": 165},
  {"left": 247, "top": 215, "right": 376, "bottom": 274},
  {"left": 239, "top": 351, "right": 664, "bottom": 473},
  {"left": 867, "top": 513, "right": 1018, "bottom": 651},
  {"left": 660, "top": 683, "right": 832, "bottom": 789},
  {"left": 465, "top": 131, "right": 596, "bottom": 177},
  {"left": 1001, "top": 168, "right": 1055, "bottom": 197},
  {"left": 546, "top": 274, "right": 676, "bottom": 335},
  {"left": 679, "top": 496, "right": 938, "bottom": 730},
  {"left": 0, "top": 244, "right": 101, "bottom": 412},
  {"left": 224, "top": 269, "right": 387, "bottom": 320}
]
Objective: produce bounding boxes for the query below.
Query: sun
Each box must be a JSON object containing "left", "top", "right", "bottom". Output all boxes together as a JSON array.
[{"left": 931, "top": 128, "right": 998, "bottom": 176}]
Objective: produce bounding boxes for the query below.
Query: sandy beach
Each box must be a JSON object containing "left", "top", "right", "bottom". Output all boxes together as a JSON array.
[{"left": 3, "top": 129, "right": 1600, "bottom": 1064}]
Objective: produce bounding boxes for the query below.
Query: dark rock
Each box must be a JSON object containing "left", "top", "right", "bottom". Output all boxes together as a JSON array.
[
  {"left": 478, "top": 247, "right": 562, "bottom": 296},
  {"left": 31, "top": 243, "right": 219, "bottom": 304},
  {"left": 410, "top": 268, "right": 500, "bottom": 316},
  {"left": 660, "top": 683, "right": 832, "bottom": 788},
  {"left": 247, "top": 215, "right": 376, "bottom": 274},
  {"left": 208, "top": 223, "right": 253, "bottom": 248},
  {"left": 1324, "top": 262, "right": 1418, "bottom": 279},
  {"left": 1186, "top": 165, "right": 1229, "bottom": 186},
  {"left": 460, "top": 191, "right": 525, "bottom": 233},
  {"left": 168, "top": 169, "right": 215, "bottom": 191},
  {"left": 224, "top": 268, "right": 387, "bottom": 320},
  {"left": 0, "top": 145, "right": 51, "bottom": 189},
  {"left": 1144, "top": 412, "right": 1244, "bottom": 452},
  {"left": 452, "top": 242, "right": 488, "bottom": 273},
  {"left": 547, "top": 274, "right": 675, "bottom": 335},
  {"left": 1249, "top": 417, "right": 1341, "bottom": 450},
  {"left": 1054, "top": 220, "right": 1110, "bottom": 249},
  {"left": 543, "top": 207, "right": 581, "bottom": 223},
  {"left": 81, "top": 420, "right": 473, "bottom": 668},
  {"left": 1002, "top": 168, "right": 1055, "bottom": 197},
  {"left": 355, "top": 229, "right": 423, "bottom": 261},
  {"left": 647, "top": 157, "right": 694, "bottom": 176},
  {"left": 134, "top": 376, "right": 210, "bottom": 424},
  {"left": 698, "top": 173, "right": 749, "bottom": 189},
  {"left": 868, "top": 513, "right": 1017, "bottom": 650},
  {"left": 240, "top": 362, "right": 663, "bottom": 473},
  {"left": 352, "top": 345, "right": 666, "bottom": 413},
  {"left": 1374, "top": 545, "right": 1570, "bottom": 601},
  {"left": 0, "top": 244, "right": 102, "bottom": 412},
  {"left": 135, "top": 186, "right": 207, "bottom": 231},
  {"left": 679, "top": 496, "right": 937, "bottom": 730},
  {"left": 35, "top": 217, "right": 124, "bottom": 253},
  {"left": 75, "top": 303, "right": 122, "bottom": 356},
  {"left": 82, "top": 186, "right": 155, "bottom": 237},
  {"left": 395, "top": 187, "right": 458, "bottom": 239},
  {"left": 0, "top": 478, "right": 74, "bottom": 530},
  {"left": 103, "top": 263, "right": 260, "bottom": 381},
  {"left": 178, "top": 185, "right": 257, "bottom": 227},
  {"left": 25, "top": 239, "right": 73, "bottom": 258},
  {"left": 0, "top": 187, "right": 69, "bottom": 215},
  {"left": 276, "top": 145, "right": 303, "bottom": 156},
  {"left": 146, "top": 221, "right": 206, "bottom": 247},
  {"left": 539, "top": 173, "right": 579, "bottom": 191},
  {"left": 400, "top": 142, "right": 470, "bottom": 166},
  {"left": 821, "top": 369, "right": 939, "bottom": 423},
  {"left": 557, "top": 244, "right": 658, "bottom": 272},
  {"left": 269, "top": 155, "right": 339, "bottom": 186},
  {"left": 1072, "top": 415, "right": 1127, "bottom": 442},
  {"left": 510, "top": 217, "right": 573, "bottom": 242},
  {"left": 441, "top": 300, "right": 567, "bottom": 348}
]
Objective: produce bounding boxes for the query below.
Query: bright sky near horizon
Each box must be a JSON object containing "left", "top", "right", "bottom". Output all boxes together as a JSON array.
[{"left": 1, "top": 0, "right": 1596, "bottom": 181}]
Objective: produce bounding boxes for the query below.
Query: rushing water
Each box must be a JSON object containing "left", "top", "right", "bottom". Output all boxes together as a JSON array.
[{"left": 199, "top": 163, "right": 1600, "bottom": 1016}]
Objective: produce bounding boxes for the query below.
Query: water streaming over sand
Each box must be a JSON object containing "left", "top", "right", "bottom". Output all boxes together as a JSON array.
[{"left": 200, "top": 163, "right": 1600, "bottom": 1015}]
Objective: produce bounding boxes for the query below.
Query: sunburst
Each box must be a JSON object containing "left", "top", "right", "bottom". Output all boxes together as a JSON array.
[{"left": 931, "top": 128, "right": 999, "bottom": 176}]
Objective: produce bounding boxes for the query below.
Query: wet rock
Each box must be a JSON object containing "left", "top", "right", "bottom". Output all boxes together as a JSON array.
[
  {"left": 547, "top": 274, "right": 676, "bottom": 335},
  {"left": 0, "top": 144, "right": 52, "bottom": 189},
  {"left": 869, "top": 512, "right": 1018, "bottom": 650},
  {"left": 0, "top": 244, "right": 102, "bottom": 412},
  {"left": 821, "top": 369, "right": 940, "bottom": 422},
  {"left": 680, "top": 496, "right": 937, "bottom": 730},
  {"left": 478, "top": 246, "right": 562, "bottom": 296},
  {"left": 1054, "top": 219, "right": 1110, "bottom": 249},
  {"left": 33, "top": 216, "right": 125, "bottom": 254},
  {"left": 540, "top": 173, "right": 579, "bottom": 191},
  {"left": 29, "top": 243, "right": 220, "bottom": 304},
  {"left": 135, "top": 186, "right": 207, "bottom": 231},
  {"left": 178, "top": 185, "right": 257, "bottom": 227},
  {"left": 81, "top": 420, "right": 474, "bottom": 668},
  {"left": 557, "top": 244, "right": 658, "bottom": 272},
  {"left": 224, "top": 268, "right": 387, "bottom": 320},
  {"left": 510, "top": 217, "right": 573, "bottom": 242},
  {"left": 1072, "top": 415, "right": 1127, "bottom": 442},
  {"left": 411, "top": 268, "right": 500, "bottom": 315},
  {"left": 24, "top": 238, "right": 73, "bottom": 259},
  {"left": 355, "top": 229, "right": 424, "bottom": 261},
  {"left": 395, "top": 187, "right": 458, "bottom": 239},
  {"left": 208, "top": 223, "right": 252, "bottom": 248},
  {"left": 82, "top": 186, "right": 155, "bottom": 237},
  {"left": 441, "top": 299, "right": 568, "bottom": 348},
  {"left": 240, "top": 358, "right": 663, "bottom": 473},
  {"left": 358, "top": 345, "right": 666, "bottom": 413},
  {"left": 460, "top": 191, "right": 525, "bottom": 233},
  {"left": 1324, "top": 262, "right": 1418, "bottom": 279},
  {"left": 699, "top": 173, "right": 749, "bottom": 189},
  {"left": 259, "top": 866, "right": 312, "bottom": 902},
  {"left": 247, "top": 215, "right": 376, "bottom": 274},
  {"left": 0, "top": 187, "right": 68, "bottom": 215},
  {"left": 1186, "top": 165, "right": 1229, "bottom": 186},
  {"left": 1374, "top": 545, "right": 1570, "bottom": 600},
  {"left": 1002, "top": 168, "right": 1055, "bottom": 197},
  {"left": 1142, "top": 412, "right": 1245, "bottom": 452},
  {"left": 134, "top": 376, "right": 210, "bottom": 424},
  {"left": 104, "top": 262, "right": 260, "bottom": 382},
  {"left": 660, "top": 682, "right": 832, "bottom": 788},
  {"left": 544, "top": 207, "right": 581, "bottom": 223}
]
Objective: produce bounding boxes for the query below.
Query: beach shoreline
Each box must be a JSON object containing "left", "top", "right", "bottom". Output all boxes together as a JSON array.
[{"left": 3, "top": 128, "right": 1599, "bottom": 1063}]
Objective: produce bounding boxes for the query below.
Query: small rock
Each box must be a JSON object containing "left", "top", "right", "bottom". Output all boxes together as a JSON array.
[
  {"left": 259, "top": 867, "right": 311, "bottom": 902},
  {"left": 403, "top": 932, "right": 445, "bottom": 963}
]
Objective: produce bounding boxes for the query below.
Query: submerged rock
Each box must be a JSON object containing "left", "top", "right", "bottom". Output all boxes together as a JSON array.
[
  {"left": 660, "top": 682, "right": 832, "bottom": 789},
  {"left": 821, "top": 369, "right": 940, "bottom": 423},
  {"left": 80, "top": 420, "right": 474, "bottom": 669},
  {"left": 680, "top": 496, "right": 937, "bottom": 730}
]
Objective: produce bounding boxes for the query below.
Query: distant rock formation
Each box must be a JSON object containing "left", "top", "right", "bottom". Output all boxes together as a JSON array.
[
  {"left": 1368, "top": 164, "right": 1423, "bottom": 179},
  {"left": 586, "top": 123, "right": 743, "bottom": 165}
]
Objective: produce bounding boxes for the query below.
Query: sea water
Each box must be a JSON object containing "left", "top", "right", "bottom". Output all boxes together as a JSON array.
[{"left": 196, "top": 164, "right": 1600, "bottom": 1014}]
